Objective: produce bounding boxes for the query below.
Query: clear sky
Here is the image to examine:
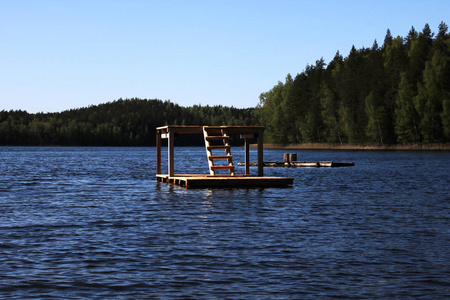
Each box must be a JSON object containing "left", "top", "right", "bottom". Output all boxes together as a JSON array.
[{"left": 1, "top": 0, "right": 448, "bottom": 113}]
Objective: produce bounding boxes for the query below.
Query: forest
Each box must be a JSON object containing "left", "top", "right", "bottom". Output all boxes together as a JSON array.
[
  {"left": 0, "top": 99, "right": 258, "bottom": 146},
  {"left": 1, "top": 23, "right": 449, "bottom": 147},
  {"left": 259, "top": 22, "right": 450, "bottom": 145}
]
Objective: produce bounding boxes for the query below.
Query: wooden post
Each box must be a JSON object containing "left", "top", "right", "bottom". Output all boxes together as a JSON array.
[
  {"left": 168, "top": 130, "right": 174, "bottom": 177},
  {"left": 257, "top": 132, "right": 263, "bottom": 176},
  {"left": 156, "top": 130, "right": 161, "bottom": 175},
  {"left": 290, "top": 153, "right": 297, "bottom": 162},
  {"left": 244, "top": 138, "right": 250, "bottom": 175}
]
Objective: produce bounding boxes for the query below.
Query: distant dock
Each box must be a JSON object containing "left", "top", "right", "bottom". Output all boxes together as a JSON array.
[
  {"left": 238, "top": 153, "right": 354, "bottom": 168},
  {"left": 238, "top": 161, "right": 355, "bottom": 168}
]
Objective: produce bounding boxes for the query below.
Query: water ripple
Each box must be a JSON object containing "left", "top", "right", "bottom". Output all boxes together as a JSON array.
[{"left": 0, "top": 147, "right": 449, "bottom": 298}]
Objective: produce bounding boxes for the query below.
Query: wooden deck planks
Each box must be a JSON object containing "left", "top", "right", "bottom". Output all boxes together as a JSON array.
[{"left": 156, "top": 174, "right": 293, "bottom": 188}]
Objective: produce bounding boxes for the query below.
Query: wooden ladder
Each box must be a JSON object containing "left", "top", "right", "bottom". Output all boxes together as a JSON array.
[{"left": 203, "top": 126, "right": 235, "bottom": 176}]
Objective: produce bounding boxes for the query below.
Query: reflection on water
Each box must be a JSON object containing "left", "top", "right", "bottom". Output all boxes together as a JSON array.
[{"left": 0, "top": 147, "right": 449, "bottom": 298}]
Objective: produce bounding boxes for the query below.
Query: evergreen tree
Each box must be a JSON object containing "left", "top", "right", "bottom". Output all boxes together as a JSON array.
[
  {"left": 383, "top": 29, "right": 393, "bottom": 49},
  {"left": 365, "top": 92, "right": 387, "bottom": 144},
  {"left": 415, "top": 22, "right": 450, "bottom": 142},
  {"left": 442, "top": 98, "right": 450, "bottom": 139},
  {"left": 292, "top": 59, "right": 325, "bottom": 143},
  {"left": 259, "top": 81, "right": 287, "bottom": 144},
  {"left": 383, "top": 36, "right": 408, "bottom": 143},
  {"left": 336, "top": 46, "right": 368, "bottom": 143},
  {"left": 395, "top": 72, "right": 420, "bottom": 142},
  {"left": 320, "top": 85, "right": 342, "bottom": 144}
]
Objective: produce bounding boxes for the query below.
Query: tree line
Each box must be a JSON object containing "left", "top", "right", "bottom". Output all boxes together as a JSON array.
[
  {"left": 0, "top": 99, "right": 258, "bottom": 146},
  {"left": 2, "top": 23, "right": 449, "bottom": 147},
  {"left": 259, "top": 22, "right": 450, "bottom": 145}
]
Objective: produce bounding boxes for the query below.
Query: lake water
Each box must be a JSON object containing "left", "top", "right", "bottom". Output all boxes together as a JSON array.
[{"left": 0, "top": 146, "right": 449, "bottom": 299}]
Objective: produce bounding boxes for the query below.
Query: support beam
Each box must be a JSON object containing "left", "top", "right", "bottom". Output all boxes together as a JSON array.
[
  {"left": 257, "top": 133, "right": 264, "bottom": 176},
  {"left": 244, "top": 138, "right": 250, "bottom": 175},
  {"left": 168, "top": 130, "right": 174, "bottom": 177},
  {"left": 156, "top": 130, "right": 161, "bottom": 175},
  {"left": 240, "top": 133, "right": 256, "bottom": 139}
]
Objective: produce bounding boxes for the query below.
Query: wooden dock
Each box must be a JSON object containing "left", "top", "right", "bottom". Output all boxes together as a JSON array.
[
  {"left": 156, "top": 174, "right": 293, "bottom": 188},
  {"left": 238, "top": 161, "right": 355, "bottom": 168},
  {"left": 156, "top": 125, "right": 293, "bottom": 188}
]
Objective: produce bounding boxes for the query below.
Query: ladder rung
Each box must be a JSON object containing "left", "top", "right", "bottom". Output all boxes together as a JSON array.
[
  {"left": 209, "top": 155, "right": 233, "bottom": 160},
  {"left": 205, "top": 136, "right": 229, "bottom": 141},
  {"left": 211, "top": 166, "right": 235, "bottom": 170},
  {"left": 207, "top": 145, "right": 230, "bottom": 150}
]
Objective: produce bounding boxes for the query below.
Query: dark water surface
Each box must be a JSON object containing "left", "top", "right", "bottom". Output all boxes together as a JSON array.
[{"left": 1, "top": 147, "right": 449, "bottom": 299}]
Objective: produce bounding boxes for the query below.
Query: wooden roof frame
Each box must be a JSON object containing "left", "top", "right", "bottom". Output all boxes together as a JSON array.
[{"left": 156, "top": 125, "right": 265, "bottom": 177}]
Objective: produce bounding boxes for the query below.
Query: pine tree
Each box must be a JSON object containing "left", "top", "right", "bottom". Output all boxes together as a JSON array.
[
  {"left": 320, "top": 85, "right": 342, "bottom": 144},
  {"left": 365, "top": 92, "right": 387, "bottom": 144},
  {"left": 395, "top": 73, "right": 420, "bottom": 142},
  {"left": 415, "top": 22, "right": 450, "bottom": 142}
]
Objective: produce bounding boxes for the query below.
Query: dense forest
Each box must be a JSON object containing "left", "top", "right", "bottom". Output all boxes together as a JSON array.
[
  {"left": 1, "top": 22, "right": 449, "bottom": 147},
  {"left": 259, "top": 22, "right": 450, "bottom": 145},
  {"left": 0, "top": 99, "right": 258, "bottom": 146}
]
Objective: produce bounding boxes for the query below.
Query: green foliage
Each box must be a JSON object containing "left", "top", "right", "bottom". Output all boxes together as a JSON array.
[
  {"left": 0, "top": 99, "right": 259, "bottom": 146},
  {"left": 320, "top": 85, "right": 342, "bottom": 144},
  {"left": 442, "top": 99, "right": 450, "bottom": 138},
  {"left": 365, "top": 92, "right": 387, "bottom": 145},
  {"left": 259, "top": 22, "right": 450, "bottom": 144},
  {"left": 395, "top": 73, "right": 420, "bottom": 143},
  {"left": 3, "top": 23, "right": 450, "bottom": 146},
  {"left": 414, "top": 24, "right": 450, "bottom": 142}
]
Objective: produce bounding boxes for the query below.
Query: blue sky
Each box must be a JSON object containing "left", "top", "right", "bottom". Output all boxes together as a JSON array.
[{"left": 1, "top": 0, "right": 448, "bottom": 113}]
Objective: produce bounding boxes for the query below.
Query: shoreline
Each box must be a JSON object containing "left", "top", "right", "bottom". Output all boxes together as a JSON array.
[
  {"left": 252, "top": 143, "right": 450, "bottom": 151},
  {"left": 1, "top": 143, "right": 449, "bottom": 150}
]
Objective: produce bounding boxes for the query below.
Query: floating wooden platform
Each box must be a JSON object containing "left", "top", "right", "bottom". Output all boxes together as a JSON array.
[
  {"left": 156, "top": 174, "right": 294, "bottom": 188},
  {"left": 238, "top": 161, "right": 355, "bottom": 168},
  {"left": 156, "top": 125, "right": 294, "bottom": 188}
]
